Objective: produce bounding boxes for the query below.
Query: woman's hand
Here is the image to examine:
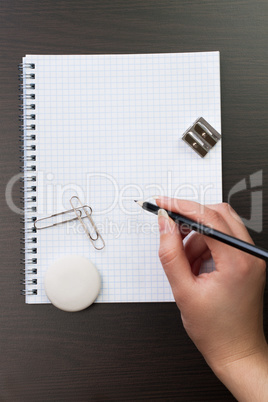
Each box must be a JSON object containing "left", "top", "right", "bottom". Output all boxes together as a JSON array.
[{"left": 157, "top": 197, "right": 268, "bottom": 401}]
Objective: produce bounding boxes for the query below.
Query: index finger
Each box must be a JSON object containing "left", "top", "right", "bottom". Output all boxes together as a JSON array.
[
  {"left": 155, "top": 197, "right": 240, "bottom": 266},
  {"left": 205, "top": 202, "right": 253, "bottom": 244},
  {"left": 156, "top": 197, "right": 231, "bottom": 232}
]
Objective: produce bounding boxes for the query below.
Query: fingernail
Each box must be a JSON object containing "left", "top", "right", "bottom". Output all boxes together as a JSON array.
[
  {"left": 158, "top": 209, "right": 170, "bottom": 234},
  {"left": 151, "top": 195, "right": 160, "bottom": 200},
  {"left": 158, "top": 209, "right": 169, "bottom": 218}
]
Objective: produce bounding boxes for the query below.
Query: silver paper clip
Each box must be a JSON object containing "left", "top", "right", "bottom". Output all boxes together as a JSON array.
[
  {"left": 34, "top": 208, "right": 85, "bottom": 230},
  {"left": 70, "top": 196, "right": 105, "bottom": 250},
  {"left": 34, "top": 196, "right": 105, "bottom": 250}
]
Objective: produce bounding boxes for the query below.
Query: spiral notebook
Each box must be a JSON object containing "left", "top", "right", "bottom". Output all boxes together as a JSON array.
[{"left": 20, "top": 52, "right": 222, "bottom": 303}]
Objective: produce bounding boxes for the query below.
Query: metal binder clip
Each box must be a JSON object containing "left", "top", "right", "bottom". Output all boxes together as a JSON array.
[
  {"left": 70, "top": 196, "right": 105, "bottom": 250},
  {"left": 33, "top": 196, "right": 105, "bottom": 250},
  {"left": 182, "top": 117, "right": 221, "bottom": 158}
]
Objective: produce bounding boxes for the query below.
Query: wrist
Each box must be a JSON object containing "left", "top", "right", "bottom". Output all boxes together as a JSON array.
[
  {"left": 210, "top": 341, "right": 268, "bottom": 402},
  {"left": 212, "top": 341, "right": 268, "bottom": 376},
  {"left": 200, "top": 325, "right": 268, "bottom": 373}
]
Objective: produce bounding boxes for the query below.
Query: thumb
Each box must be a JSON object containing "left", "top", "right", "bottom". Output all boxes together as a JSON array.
[{"left": 158, "top": 209, "right": 194, "bottom": 296}]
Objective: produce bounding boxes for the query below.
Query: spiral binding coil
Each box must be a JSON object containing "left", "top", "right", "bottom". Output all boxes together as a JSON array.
[{"left": 19, "top": 62, "right": 38, "bottom": 297}]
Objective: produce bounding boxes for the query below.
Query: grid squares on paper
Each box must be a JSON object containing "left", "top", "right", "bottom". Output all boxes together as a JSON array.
[{"left": 23, "top": 52, "right": 222, "bottom": 303}]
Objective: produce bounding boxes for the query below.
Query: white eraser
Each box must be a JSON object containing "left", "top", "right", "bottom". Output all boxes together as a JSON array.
[{"left": 44, "top": 255, "right": 101, "bottom": 312}]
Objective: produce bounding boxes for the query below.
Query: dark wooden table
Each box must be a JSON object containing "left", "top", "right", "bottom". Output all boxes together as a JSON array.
[{"left": 0, "top": 1, "right": 267, "bottom": 400}]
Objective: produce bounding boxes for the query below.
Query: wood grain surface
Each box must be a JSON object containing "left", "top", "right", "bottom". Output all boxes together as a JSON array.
[{"left": 0, "top": 0, "right": 267, "bottom": 400}]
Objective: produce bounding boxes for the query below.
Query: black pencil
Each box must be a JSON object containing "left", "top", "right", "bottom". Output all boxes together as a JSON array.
[{"left": 135, "top": 200, "right": 268, "bottom": 261}]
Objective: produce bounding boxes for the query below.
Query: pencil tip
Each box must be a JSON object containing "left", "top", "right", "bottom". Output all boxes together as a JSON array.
[{"left": 134, "top": 200, "right": 143, "bottom": 207}]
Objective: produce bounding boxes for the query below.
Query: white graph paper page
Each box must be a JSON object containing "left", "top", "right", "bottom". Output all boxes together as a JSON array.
[{"left": 23, "top": 52, "right": 222, "bottom": 303}]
